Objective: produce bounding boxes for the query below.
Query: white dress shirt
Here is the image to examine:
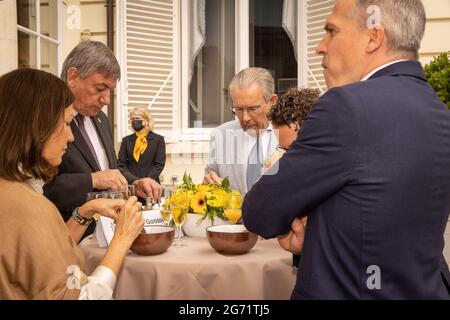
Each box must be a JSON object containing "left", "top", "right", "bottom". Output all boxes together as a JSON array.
[
  {"left": 243, "top": 123, "right": 276, "bottom": 176},
  {"left": 361, "top": 59, "right": 408, "bottom": 81},
  {"left": 74, "top": 112, "right": 110, "bottom": 171}
]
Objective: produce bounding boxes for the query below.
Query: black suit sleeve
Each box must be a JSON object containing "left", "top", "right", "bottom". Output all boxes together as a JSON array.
[
  {"left": 118, "top": 136, "right": 140, "bottom": 184},
  {"left": 44, "top": 173, "right": 92, "bottom": 218},
  {"left": 242, "top": 88, "right": 359, "bottom": 239},
  {"left": 145, "top": 135, "right": 166, "bottom": 181}
]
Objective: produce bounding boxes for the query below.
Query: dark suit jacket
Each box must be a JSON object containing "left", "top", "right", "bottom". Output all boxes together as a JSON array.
[
  {"left": 43, "top": 111, "right": 137, "bottom": 236},
  {"left": 243, "top": 61, "right": 450, "bottom": 299},
  {"left": 117, "top": 131, "right": 166, "bottom": 183}
]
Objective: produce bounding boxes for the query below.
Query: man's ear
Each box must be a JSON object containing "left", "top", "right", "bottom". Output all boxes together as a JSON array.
[
  {"left": 270, "top": 94, "right": 278, "bottom": 106},
  {"left": 366, "top": 27, "right": 385, "bottom": 54},
  {"left": 67, "top": 67, "right": 80, "bottom": 88}
]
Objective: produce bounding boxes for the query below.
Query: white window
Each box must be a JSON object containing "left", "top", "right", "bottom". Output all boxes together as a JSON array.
[
  {"left": 17, "top": 0, "right": 63, "bottom": 75},
  {"left": 180, "top": 0, "right": 331, "bottom": 139},
  {"left": 116, "top": 0, "right": 179, "bottom": 141},
  {"left": 116, "top": 0, "right": 332, "bottom": 142}
]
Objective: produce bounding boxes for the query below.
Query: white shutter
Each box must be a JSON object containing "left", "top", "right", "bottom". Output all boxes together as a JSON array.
[
  {"left": 117, "top": 0, "right": 177, "bottom": 139},
  {"left": 305, "top": 0, "right": 334, "bottom": 92}
]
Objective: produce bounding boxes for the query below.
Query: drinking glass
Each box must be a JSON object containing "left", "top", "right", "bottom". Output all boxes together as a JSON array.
[
  {"left": 86, "top": 191, "right": 103, "bottom": 221},
  {"left": 160, "top": 207, "right": 172, "bottom": 226},
  {"left": 171, "top": 205, "right": 187, "bottom": 248},
  {"left": 224, "top": 193, "right": 243, "bottom": 224},
  {"left": 118, "top": 185, "right": 135, "bottom": 199}
]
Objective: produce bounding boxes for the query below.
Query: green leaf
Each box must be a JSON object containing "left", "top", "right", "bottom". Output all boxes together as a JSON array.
[
  {"left": 221, "top": 177, "right": 230, "bottom": 190},
  {"left": 424, "top": 52, "right": 450, "bottom": 109}
]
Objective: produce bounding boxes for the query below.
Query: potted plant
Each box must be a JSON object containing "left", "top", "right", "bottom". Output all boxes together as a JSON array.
[
  {"left": 424, "top": 52, "right": 450, "bottom": 109},
  {"left": 165, "top": 173, "right": 244, "bottom": 237}
]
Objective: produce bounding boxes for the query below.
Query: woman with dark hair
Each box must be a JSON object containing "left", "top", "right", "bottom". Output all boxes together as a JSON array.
[
  {"left": 0, "top": 68, "right": 144, "bottom": 299},
  {"left": 263, "top": 87, "right": 320, "bottom": 172},
  {"left": 264, "top": 87, "right": 320, "bottom": 261}
]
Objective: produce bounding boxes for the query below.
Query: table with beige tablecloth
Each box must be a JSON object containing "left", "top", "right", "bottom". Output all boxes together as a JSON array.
[{"left": 79, "top": 235, "right": 297, "bottom": 300}]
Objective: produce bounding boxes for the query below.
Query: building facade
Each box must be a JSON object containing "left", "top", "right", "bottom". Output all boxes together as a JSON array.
[{"left": 1, "top": 0, "right": 449, "bottom": 184}]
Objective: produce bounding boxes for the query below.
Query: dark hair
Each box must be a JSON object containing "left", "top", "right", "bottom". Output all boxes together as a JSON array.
[
  {"left": 0, "top": 68, "right": 74, "bottom": 182},
  {"left": 269, "top": 87, "right": 320, "bottom": 127}
]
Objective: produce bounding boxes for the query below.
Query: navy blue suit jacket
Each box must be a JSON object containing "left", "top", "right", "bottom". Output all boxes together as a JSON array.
[{"left": 243, "top": 61, "right": 450, "bottom": 299}]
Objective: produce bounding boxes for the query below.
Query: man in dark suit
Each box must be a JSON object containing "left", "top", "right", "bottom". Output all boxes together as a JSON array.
[
  {"left": 44, "top": 41, "right": 162, "bottom": 237},
  {"left": 243, "top": 0, "right": 450, "bottom": 299}
]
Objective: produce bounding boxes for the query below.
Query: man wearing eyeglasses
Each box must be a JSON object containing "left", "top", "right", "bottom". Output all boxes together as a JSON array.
[{"left": 203, "top": 67, "right": 279, "bottom": 195}]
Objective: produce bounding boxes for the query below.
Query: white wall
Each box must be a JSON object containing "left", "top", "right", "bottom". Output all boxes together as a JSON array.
[
  {"left": 420, "top": 0, "right": 450, "bottom": 65},
  {"left": 0, "top": 0, "right": 18, "bottom": 76}
]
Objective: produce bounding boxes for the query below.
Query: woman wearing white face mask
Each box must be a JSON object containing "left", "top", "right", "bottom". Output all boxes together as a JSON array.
[{"left": 118, "top": 108, "right": 166, "bottom": 189}]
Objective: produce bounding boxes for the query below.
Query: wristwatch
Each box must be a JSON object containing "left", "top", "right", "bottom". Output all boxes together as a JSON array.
[{"left": 72, "top": 207, "right": 94, "bottom": 226}]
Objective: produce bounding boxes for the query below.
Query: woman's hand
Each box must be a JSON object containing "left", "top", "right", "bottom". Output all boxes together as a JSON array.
[
  {"left": 112, "top": 196, "right": 145, "bottom": 247},
  {"left": 78, "top": 198, "right": 126, "bottom": 222},
  {"left": 263, "top": 149, "right": 286, "bottom": 174},
  {"left": 277, "top": 217, "right": 307, "bottom": 255},
  {"left": 99, "top": 196, "right": 144, "bottom": 275}
]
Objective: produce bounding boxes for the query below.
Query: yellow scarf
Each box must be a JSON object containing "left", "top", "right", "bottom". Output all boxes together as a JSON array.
[{"left": 133, "top": 130, "right": 149, "bottom": 162}]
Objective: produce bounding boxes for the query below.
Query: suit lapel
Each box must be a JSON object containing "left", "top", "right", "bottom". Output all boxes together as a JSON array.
[
  {"left": 70, "top": 122, "right": 101, "bottom": 171},
  {"left": 92, "top": 115, "right": 115, "bottom": 168}
]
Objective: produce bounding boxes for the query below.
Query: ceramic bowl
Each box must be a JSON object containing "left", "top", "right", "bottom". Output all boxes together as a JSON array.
[
  {"left": 130, "top": 226, "right": 175, "bottom": 255},
  {"left": 206, "top": 224, "right": 258, "bottom": 255}
]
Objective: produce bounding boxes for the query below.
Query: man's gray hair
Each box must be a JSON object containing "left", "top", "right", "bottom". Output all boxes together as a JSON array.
[
  {"left": 351, "top": 0, "right": 426, "bottom": 59},
  {"left": 229, "top": 67, "right": 275, "bottom": 102},
  {"left": 60, "top": 40, "right": 121, "bottom": 83}
]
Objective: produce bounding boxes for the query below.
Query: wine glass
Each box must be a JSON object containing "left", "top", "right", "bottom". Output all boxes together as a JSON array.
[
  {"left": 224, "top": 193, "right": 243, "bottom": 224},
  {"left": 160, "top": 207, "right": 172, "bottom": 226},
  {"left": 171, "top": 205, "right": 187, "bottom": 248}
]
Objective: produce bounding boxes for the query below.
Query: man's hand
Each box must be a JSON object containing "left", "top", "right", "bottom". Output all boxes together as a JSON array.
[
  {"left": 91, "top": 169, "right": 128, "bottom": 191},
  {"left": 203, "top": 171, "right": 223, "bottom": 185},
  {"left": 133, "top": 177, "right": 162, "bottom": 203},
  {"left": 277, "top": 217, "right": 307, "bottom": 255}
]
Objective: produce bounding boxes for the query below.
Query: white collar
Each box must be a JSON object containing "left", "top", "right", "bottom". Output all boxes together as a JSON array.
[
  {"left": 18, "top": 163, "right": 45, "bottom": 194},
  {"left": 361, "top": 60, "right": 408, "bottom": 81}
]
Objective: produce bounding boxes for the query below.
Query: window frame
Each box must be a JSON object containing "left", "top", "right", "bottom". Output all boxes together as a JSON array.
[
  {"left": 179, "top": 0, "right": 308, "bottom": 142},
  {"left": 16, "top": 0, "right": 64, "bottom": 75}
]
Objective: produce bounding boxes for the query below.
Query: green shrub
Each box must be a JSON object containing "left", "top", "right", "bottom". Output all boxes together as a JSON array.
[{"left": 424, "top": 52, "right": 450, "bottom": 109}]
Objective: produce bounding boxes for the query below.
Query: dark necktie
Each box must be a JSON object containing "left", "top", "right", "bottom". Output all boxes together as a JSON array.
[
  {"left": 246, "top": 134, "right": 263, "bottom": 191},
  {"left": 75, "top": 114, "right": 100, "bottom": 168}
]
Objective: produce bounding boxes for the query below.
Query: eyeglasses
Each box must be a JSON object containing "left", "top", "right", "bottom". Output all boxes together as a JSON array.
[{"left": 231, "top": 106, "right": 261, "bottom": 116}]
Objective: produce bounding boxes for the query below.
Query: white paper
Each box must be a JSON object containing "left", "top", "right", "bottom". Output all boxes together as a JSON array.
[{"left": 94, "top": 210, "right": 167, "bottom": 247}]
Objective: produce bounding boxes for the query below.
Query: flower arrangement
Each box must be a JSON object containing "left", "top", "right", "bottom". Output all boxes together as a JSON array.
[{"left": 165, "top": 173, "right": 243, "bottom": 224}]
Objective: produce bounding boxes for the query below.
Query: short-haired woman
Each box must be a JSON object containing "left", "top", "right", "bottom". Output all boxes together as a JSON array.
[
  {"left": 264, "top": 87, "right": 320, "bottom": 260},
  {"left": 118, "top": 108, "right": 166, "bottom": 186},
  {"left": 0, "top": 68, "right": 144, "bottom": 299}
]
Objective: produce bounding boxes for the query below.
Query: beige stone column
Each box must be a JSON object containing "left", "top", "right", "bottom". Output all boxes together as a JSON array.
[{"left": 0, "top": 0, "right": 18, "bottom": 76}]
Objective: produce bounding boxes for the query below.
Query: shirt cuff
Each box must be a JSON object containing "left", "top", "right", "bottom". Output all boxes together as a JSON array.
[{"left": 91, "top": 265, "right": 117, "bottom": 291}]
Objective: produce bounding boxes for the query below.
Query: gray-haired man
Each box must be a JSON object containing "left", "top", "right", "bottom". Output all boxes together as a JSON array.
[
  {"left": 44, "top": 41, "right": 161, "bottom": 238},
  {"left": 204, "top": 67, "right": 279, "bottom": 194}
]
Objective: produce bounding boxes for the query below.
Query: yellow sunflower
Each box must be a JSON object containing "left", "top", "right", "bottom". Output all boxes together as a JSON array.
[
  {"left": 207, "top": 189, "right": 230, "bottom": 208},
  {"left": 190, "top": 192, "right": 207, "bottom": 214}
]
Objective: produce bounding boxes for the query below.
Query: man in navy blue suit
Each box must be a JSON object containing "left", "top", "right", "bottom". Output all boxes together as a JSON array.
[{"left": 243, "top": 0, "right": 450, "bottom": 299}]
